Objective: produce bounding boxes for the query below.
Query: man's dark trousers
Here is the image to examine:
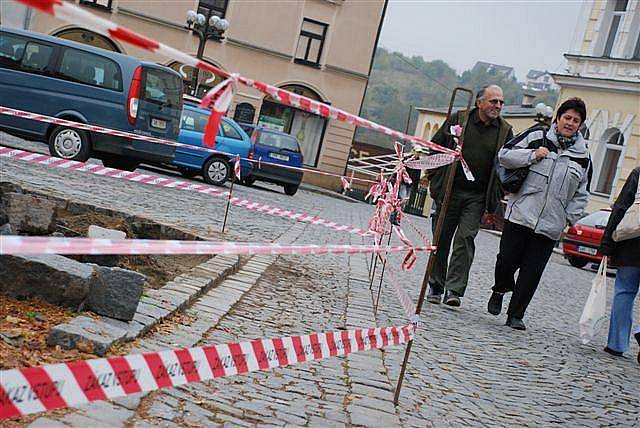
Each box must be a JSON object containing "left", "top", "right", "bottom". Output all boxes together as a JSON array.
[
  {"left": 493, "top": 221, "right": 555, "bottom": 319},
  {"left": 429, "top": 189, "right": 486, "bottom": 296}
]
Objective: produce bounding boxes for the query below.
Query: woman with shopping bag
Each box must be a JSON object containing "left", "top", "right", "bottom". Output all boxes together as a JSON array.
[{"left": 599, "top": 166, "right": 640, "bottom": 363}]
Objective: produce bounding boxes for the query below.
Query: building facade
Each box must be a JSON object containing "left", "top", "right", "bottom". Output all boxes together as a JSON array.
[
  {"left": 17, "top": 0, "right": 387, "bottom": 188},
  {"left": 552, "top": 0, "right": 640, "bottom": 211},
  {"left": 524, "top": 70, "right": 560, "bottom": 92}
]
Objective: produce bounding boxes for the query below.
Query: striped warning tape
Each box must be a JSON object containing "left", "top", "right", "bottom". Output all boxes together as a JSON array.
[
  {"left": 0, "top": 236, "right": 433, "bottom": 257},
  {"left": 0, "top": 146, "right": 375, "bottom": 237},
  {"left": 0, "top": 324, "right": 414, "bottom": 419}
]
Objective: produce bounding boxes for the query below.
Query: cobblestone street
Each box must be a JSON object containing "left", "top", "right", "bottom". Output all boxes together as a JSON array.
[{"left": 2, "top": 133, "right": 639, "bottom": 427}]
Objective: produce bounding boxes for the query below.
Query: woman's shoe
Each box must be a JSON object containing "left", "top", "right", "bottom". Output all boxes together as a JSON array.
[
  {"left": 603, "top": 346, "right": 623, "bottom": 357},
  {"left": 505, "top": 317, "right": 526, "bottom": 330}
]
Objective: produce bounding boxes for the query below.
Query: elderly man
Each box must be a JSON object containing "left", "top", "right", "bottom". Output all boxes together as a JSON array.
[{"left": 426, "top": 85, "right": 513, "bottom": 306}]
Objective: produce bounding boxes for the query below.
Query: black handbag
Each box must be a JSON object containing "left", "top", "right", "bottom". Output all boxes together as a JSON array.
[
  {"left": 495, "top": 160, "right": 529, "bottom": 193},
  {"left": 494, "top": 125, "right": 551, "bottom": 194}
]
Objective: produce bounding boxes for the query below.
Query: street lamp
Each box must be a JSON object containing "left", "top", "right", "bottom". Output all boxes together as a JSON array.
[
  {"left": 535, "top": 102, "right": 554, "bottom": 127},
  {"left": 185, "top": 10, "right": 229, "bottom": 96}
]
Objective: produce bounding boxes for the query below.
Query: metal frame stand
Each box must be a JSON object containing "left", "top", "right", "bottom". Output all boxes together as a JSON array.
[
  {"left": 221, "top": 178, "right": 235, "bottom": 233},
  {"left": 393, "top": 87, "right": 474, "bottom": 404}
]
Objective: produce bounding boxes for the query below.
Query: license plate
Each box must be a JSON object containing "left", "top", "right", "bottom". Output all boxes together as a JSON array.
[
  {"left": 577, "top": 246, "right": 597, "bottom": 255},
  {"left": 151, "top": 118, "right": 167, "bottom": 129},
  {"left": 270, "top": 152, "right": 289, "bottom": 161}
]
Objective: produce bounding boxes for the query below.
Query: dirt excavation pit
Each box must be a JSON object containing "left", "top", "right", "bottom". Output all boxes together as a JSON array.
[{"left": 57, "top": 212, "right": 210, "bottom": 289}]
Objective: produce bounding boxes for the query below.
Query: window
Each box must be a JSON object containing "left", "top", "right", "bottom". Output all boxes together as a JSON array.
[
  {"left": 221, "top": 121, "right": 242, "bottom": 140},
  {"left": 198, "top": 0, "right": 228, "bottom": 20},
  {"left": 142, "top": 68, "right": 182, "bottom": 107},
  {"left": 181, "top": 109, "right": 208, "bottom": 133},
  {"left": 594, "top": 129, "right": 624, "bottom": 195},
  {"left": 58, "top": 48, "right": 123, "bottom": 91},
  {"left": 20, "top": 42, "right": 54, "bottom": 74},
  {"left": 634, "top": 29, "right": 640, "bottom": 59},
  {"left": 233, "top": 102, "right": 255, "bottom": 125},
  {"left": 0, "top": 34, "right": 27, "bottom": 68},
  {"left": 603, "top": 0, "right": 628, "bottom": 57},
  {"left": 295, "top": 18, "right": 328, "bottom": 66},
  {"left": 79, "top": 0, "right": 113, "bottom": 10}
]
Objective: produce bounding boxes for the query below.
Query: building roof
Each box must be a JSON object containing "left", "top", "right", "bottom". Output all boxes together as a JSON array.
[
  {"left": 415, "top": 105, "right": 537, "bottom": 118},
  {"left": 474, "top": 61, "right": 515, "bottom": 75},
  {"left": 526, "top": 69, "right": 547, "bottom": 79}
]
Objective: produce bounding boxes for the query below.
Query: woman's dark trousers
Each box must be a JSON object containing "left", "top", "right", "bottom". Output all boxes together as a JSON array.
[{"left": 493, "top": 221, "right": 556, "bottom": 319}]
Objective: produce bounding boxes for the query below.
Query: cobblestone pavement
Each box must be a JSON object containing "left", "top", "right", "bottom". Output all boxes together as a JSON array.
[{"left": 1, "top": 132, "right": 639, "bottom": 427}]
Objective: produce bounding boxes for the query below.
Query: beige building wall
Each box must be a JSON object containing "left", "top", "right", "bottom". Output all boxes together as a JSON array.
[
  {"left": 555, "top": 0, "right": 640, "bottom": 213},
  {"left": 26, "top": 0, "right": 386, "bottom": 189}
]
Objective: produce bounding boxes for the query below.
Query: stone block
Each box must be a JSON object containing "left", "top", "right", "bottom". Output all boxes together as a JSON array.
[
  {"left": 86, "top": 265, "right": 145, "bottom": 321},
  {"left": 87, "top": 225, "right": 127, "bottom": 240},
  {"left": 47, "top": 316, "right": 127, "bottom": 356},
  {"left": 4, "top": 192, "right": 58, "bottom": 234},
  {"left": 0, "top": 254, "right": 93, "bottom": 308}
]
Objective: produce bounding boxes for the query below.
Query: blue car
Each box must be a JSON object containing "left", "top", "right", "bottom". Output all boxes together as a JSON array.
[
  {"left": 174, "top": 104, "right": 252, "bottom": 186},
  {"left": 241, "top": 125, "right": 304, "bottom": 196}
]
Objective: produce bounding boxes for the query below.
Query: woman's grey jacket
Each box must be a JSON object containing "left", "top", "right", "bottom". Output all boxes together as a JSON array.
[{"left": 498, "top": 126, "right": 590, "bottom": 240}]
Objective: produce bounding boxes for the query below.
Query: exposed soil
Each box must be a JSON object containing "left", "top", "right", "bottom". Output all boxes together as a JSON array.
[{"left": 57, "top": 213, "right": 210, "bottom": 289}]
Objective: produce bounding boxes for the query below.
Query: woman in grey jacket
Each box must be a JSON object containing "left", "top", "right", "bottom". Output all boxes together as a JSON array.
[{"left": 487, "top": 98, "right": 590, "bottom": 330}]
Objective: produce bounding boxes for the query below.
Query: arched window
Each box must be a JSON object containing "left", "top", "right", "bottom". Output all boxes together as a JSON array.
[
  {"left": 168, "top": 60, "right": 224, "bottom": 98},
  {"left": 258, "top": 84, "right": 328, "bottom": 166},
  {"left": 432, "top": 124, "right": 440, "bottom": 138},
  {"left": 594, "top": 128, "right": 624, "bottom": 195},
  {"left": 233, "top": 102, "right": 256, "bottom": 125},
  {"left": 53, "top": 28, "right": 120, "bottom": 52},
  {"left": 422, "top": 122, "right": 432, "bottom": 140}
]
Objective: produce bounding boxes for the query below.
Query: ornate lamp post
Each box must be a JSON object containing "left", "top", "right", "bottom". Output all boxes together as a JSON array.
[
  {"left": 535, "top": 102, "right": 554, "bottom": 127},
  {"left": 185, "top": 10, "right": 229, "bottom": 97}
]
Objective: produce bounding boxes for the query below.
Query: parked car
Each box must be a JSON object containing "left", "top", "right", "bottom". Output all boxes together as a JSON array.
[
  {"left": 0, "top": 27, "right": 183, "bottom": 171},
  {"left": 241, "top": 125, "right": 304, "bottom": 196},
  {"left": 173, "top": 104, "right": 253, "bottom": 186},
  {"left": 562, "top": 209, "right": 611, "bottom": 268}
]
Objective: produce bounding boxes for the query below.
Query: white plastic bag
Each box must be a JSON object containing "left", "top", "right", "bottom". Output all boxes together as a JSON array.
[{"left": 579, "top": 258, "right": 608, "bottom": 345}]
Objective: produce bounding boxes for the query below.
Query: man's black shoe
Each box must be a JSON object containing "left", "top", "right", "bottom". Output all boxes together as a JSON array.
[
  {"left": 487, "top": 292, "right": 504, "bottom": 316},
  {"left": 443, "top": 290, "right": 461, "bottom": 307},
  {"left": 603, "top": 346, "right": 623, "bottom": 357},
  {"left": 505, "top": 317, "right": 526, "bottom": 330},
  {"left": 635, "top": 332, "right": 640, "bottom": 364},
  {"left": 427, "top": 287, "right": 442, "bottom": 304}
]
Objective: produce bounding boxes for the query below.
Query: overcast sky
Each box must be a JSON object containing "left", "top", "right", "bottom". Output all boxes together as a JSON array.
[{"left": 379, "top": 0, "right": 586, "bottom": 80}]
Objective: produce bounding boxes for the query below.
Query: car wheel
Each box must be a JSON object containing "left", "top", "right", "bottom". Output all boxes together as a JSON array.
[
  {"left": 102, "top": 157, "right": 139, "bottom": 172},
  {"left": 178, "top": 167, "right": 198, "bottom": 179},
  {"left": 203, "top": 157, "right": 230, "bottom": 186},
  {"left": 284, "top": 183, "right": 299, "bottom": 196},
  {"left": 48, "top": 126, "right": 91, "bottom": 162},
  {"left": 242, "top": 176, "right": 256, "bottom": 186},
  {"left": 567, "top": 255, "right": 589, "bottom": 268}
]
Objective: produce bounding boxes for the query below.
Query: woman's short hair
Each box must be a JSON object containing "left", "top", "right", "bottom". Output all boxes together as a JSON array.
[{"left": 555, "top": 97, "right": 587, "bottom": 124}]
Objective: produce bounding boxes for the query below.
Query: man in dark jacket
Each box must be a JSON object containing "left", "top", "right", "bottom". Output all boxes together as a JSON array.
[
  {"left": 426, "top": 85, "right": 513, "bottom": 306},
  {"left": 600, "top": 167, "right": 640, "bottom": 363}
]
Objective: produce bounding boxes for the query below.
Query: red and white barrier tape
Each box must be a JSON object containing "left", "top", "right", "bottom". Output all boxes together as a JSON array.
[
  {"left": 0, "top": 106, "right": 377, "bottom": 185},
  {"left": 0, "top": 236, "right": 432, "bottom": 257},
  {"left": 14, "top": 0, "right": 459, "bottom": 159},
  {"left": 0, "top": 146, "right": 374, "bottom": 237},
  {"left": 376, "top": 252, "right": 418, "bottom": 323},
  {"left": 0, "top": 324, "right": 414, "bottom": 419}
]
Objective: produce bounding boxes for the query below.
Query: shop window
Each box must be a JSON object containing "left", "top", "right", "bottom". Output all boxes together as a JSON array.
[
  {"left": 295, "top": 19, "right": 328, "bottom": 67},
  {"left": 80, "top": 0, "right": 113, "bottom": 10},
  {"left": 168, "top": 61, "right": 224, "bottom": 98},
  {"left": 198, "top": 0, "right": 228, "bottom": 20},
  {"left": 258, "top": 84, "right": 328, "bottom": 166},
  {"left": 594, "top": 129, "right": 624, "bottom": 195}
]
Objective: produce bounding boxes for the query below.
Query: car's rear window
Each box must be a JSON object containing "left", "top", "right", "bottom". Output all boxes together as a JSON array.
[
  {"left": 181, "top": 109, "right": 208, "bottom": 133},
  {"left": 257, "top": 131, "right": 300, "bottom": 152},
  {"left": 578, "top": 210, "right": 610, "bottom": 228},
  {"left": 142, "top": 68, "right": 182, "bottom": 107}
]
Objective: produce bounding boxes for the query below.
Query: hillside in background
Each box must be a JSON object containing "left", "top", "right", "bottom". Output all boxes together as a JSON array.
[{"left": 355, "top": 47, "right": 558, "bottom": 148}]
